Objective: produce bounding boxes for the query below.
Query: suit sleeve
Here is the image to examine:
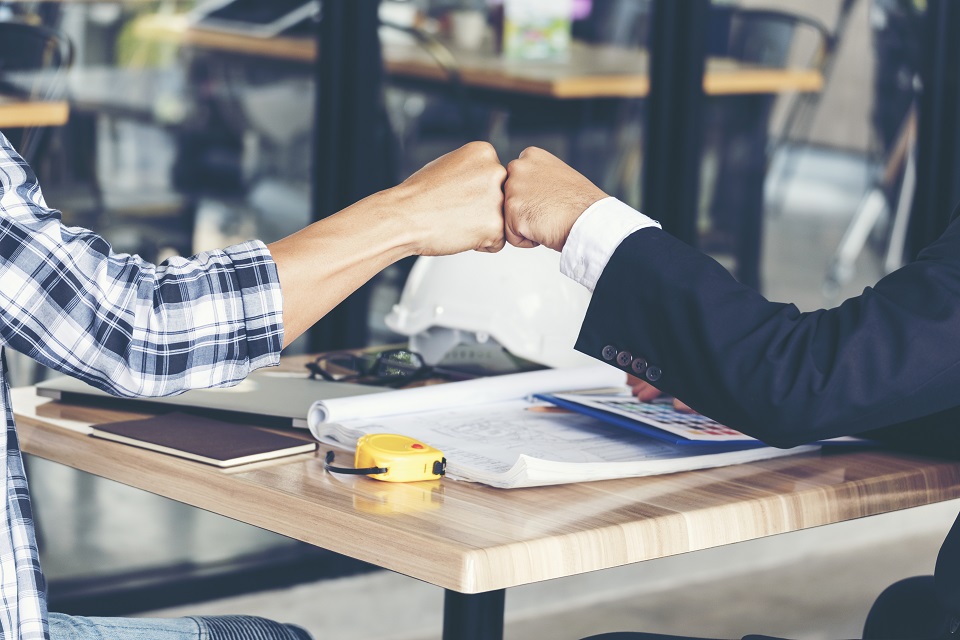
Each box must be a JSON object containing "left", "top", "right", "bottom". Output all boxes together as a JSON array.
[{"left": 575, "top": 218, "right": 960, "bottom": 449}]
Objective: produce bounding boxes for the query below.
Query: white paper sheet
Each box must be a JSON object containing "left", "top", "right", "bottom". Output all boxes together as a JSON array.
[{"left": 316, "top": 399, "right": 819, "bottom": 488}]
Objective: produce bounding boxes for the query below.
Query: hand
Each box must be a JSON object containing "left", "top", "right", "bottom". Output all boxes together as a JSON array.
[
  {"left": 270, "top": 142, "right": 505, "bottom": 346},
  {"left": 387, "top": 141, "right": 507, "bottom": 256},
  {"left": 503, "top": 146, "right": 608, "bottom": 251},
  {"left": 627, "top": 375, "right": 695, "bottom": 413}
]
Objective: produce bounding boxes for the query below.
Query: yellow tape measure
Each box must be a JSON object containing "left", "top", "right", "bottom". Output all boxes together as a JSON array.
[{"left": 325, "top": 434, "right": 446, "bottom": 483}]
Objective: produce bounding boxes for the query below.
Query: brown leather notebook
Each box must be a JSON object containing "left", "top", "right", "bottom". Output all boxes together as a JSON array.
[{"left": 91, "top": 412, "right": 317, "bottom": 468}]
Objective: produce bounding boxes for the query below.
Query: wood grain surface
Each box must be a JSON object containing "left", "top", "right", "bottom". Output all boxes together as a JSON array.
[
  {"left": 131, "top": 15, "right": 822, "bottom": 99},
  {"left": 13, "top": 386, "right": 960, "bottom": 594}
]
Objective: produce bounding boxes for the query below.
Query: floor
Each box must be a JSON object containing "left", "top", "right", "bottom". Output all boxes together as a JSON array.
[{"left": 21, "top": 144, "right": 960, "bottom": 640}]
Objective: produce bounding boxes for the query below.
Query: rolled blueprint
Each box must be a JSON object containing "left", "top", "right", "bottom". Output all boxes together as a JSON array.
[{"left": 306, "top": 364, "right": 625, "bottom": 440}]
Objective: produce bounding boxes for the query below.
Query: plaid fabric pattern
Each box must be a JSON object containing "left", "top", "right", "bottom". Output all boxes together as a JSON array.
[{"left": 0, "top": 131, "right": 284, "bottom": 638}]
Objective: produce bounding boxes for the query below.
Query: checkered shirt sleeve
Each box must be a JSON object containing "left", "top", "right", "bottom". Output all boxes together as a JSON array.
[
  {"left": 0, "top": 133, "right": 285, "bottom": 395},
  {"left": 0, "top": 130, "right": 284, "bottom": 639}
]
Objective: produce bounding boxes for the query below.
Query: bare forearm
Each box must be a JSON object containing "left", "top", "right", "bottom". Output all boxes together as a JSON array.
[
  {"left": 269, "top": 191, "right": 415, "bottom": 348},
  {"left": 268, "top": 142, "right": 506, "bottom": 349}
]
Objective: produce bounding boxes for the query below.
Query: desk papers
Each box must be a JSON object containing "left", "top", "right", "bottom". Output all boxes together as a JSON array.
[{"left": 307, "top": 367, "right": 819, "bottom": 489}]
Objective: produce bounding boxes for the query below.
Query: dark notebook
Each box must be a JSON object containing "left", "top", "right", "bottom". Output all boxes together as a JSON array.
[{"left": 91, "top": 412, "right": 317, "bottom": 468}]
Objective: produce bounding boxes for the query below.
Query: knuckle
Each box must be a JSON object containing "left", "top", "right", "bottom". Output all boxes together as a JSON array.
[
  {"left": 466, "top": 140, "right": 496, "bottom": 159},
  {"left": 519, "top": 146, "right": 542, "bottom": 160}
]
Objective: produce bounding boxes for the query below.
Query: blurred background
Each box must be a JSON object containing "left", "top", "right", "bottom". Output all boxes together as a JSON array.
[
  {"left": 3, "top": 0, "right": 957, "bottom": 638},
  {"left": 2, "top": 0, "right": 925, "bottom": 354}
]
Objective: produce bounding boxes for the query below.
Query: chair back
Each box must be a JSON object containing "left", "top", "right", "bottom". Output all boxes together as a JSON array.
[
  {"left": 0, "top": 21, "right": 74, "bottom": 161},
  {"left": 709, "top": 6, "right": 830, "bottom": 69}
]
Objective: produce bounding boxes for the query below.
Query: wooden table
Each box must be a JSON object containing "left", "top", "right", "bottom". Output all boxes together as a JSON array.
[
  {"left": 382, "top": 41, "right": 823, "bottom": 100},
  {"left": 0, "top": 97, "right": 69, "bottom": 129},
  {"left": 131, "top": 15, "right": 823, "bottom": 99},
  {"left": 13, "top": 385, "right": 960, "bottom": 639}
]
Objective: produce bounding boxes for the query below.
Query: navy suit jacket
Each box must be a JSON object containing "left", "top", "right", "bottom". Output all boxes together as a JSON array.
[{"left": 575, "top": 212, "right": 960, "bottom": 453}]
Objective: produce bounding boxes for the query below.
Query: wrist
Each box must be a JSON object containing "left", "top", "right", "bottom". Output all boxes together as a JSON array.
[
  {"left": 354, "top": 187, "right": 423, "bottom": 260},
  {"left": 558, "top": 188, "right": 608, "bottom": 250}
]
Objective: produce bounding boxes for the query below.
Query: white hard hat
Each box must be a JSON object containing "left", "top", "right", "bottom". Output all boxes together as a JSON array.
[{"left": 385, "top": 244, "right": 596, "bottom": 369}]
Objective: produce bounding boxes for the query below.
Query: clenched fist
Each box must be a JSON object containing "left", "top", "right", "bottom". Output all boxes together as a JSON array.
[
  {"left": 503, "top": 146, "right": 608, "bottom": 251},
  {"left": 389, "top": 141, "right": 507, "bottom": 256}
]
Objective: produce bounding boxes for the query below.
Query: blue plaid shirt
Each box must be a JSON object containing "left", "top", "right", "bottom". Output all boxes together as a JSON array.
[{"left": 0, "top": 131, "right": 285, "bottom": 638}]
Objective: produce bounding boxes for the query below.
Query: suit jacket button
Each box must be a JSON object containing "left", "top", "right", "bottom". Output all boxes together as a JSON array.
[
  {"left": 645, "top": 366, "right": 662, "bottom": 382},
  {"left": 601, "top": 345, "right": 618, "bottom": 361},
  {"left": 630, "top": 357, "right": 648, "bottom": 376},
  {"left": 616, "top": 351, "right": 633, "bottom": 367}
]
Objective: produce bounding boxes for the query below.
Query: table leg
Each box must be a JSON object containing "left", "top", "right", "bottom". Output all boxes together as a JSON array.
[{"left": 442, "top": 589, "right": 506, "bottom": 640}]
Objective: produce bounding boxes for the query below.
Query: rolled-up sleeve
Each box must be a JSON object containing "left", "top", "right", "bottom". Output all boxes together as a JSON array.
[{"left": 0, "top": 132, "right": 284, "bottom": 397}]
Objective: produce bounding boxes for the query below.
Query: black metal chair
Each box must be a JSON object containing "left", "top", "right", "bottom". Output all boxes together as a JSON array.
[
  {"left": 579, "top": 511, "right": 960, "bottom": 640},
  {"left": 766, "top": 0, "right": 857, "bottom": 179},
  {"left": 603, "top": 5, "right": 834, "bottom": 286},
  {"left": 700, "top": 6, "right": 831, "bottom": 291},
  {"left": 0, "top": 20, "right": 74, "bottom": 163}
]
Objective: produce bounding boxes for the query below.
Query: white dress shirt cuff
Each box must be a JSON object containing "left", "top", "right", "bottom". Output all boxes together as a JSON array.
[{"left": 559, "top": 197, "right": 660, "bottom": 292}]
